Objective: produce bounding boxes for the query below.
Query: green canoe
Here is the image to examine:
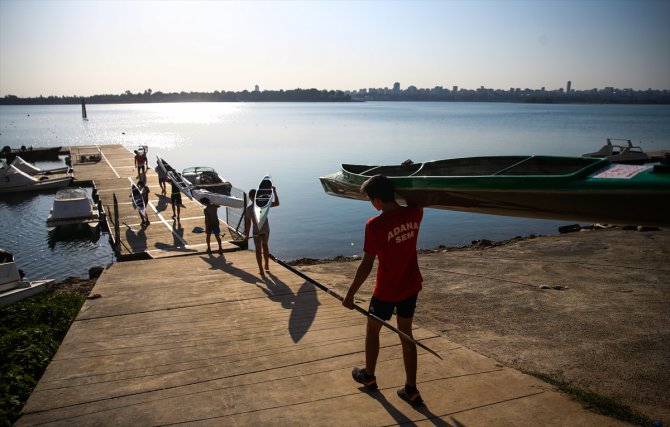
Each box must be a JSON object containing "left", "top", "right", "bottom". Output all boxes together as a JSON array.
[{"left": 319, "top": 155, "right": 670, "bottom": 227}]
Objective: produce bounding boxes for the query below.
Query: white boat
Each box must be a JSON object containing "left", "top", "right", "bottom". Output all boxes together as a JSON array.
[
  {"left": 582, "top": 138, "right": 650, "bottom": 164},
  {"left": 0, "top": 261, "right": 55, "bottom": 307},
  {"left": 0, "top": 162, "right": 72, "bottom": 194},
  {"left": 182, "top": 166, "right": 233, "bottom": 195},
  {"left": 11, "top": 156, "right": 70, "bottom": 175},
  {"left": 156, "top": 156, "right": 193, "bottom": 199},
  {"left": 254, "top": 174, "right": 274, "bottom": 228},
  {"left": 46, "top": 187, "right": 100, "bottom": 231},
  {"left": 192, "top": 188, "right": 244, "bottom": 208}
]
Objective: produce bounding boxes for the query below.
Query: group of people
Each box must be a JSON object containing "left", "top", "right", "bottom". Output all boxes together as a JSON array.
[{"left": 134, "top": 150, "right": 425, "bottom": 405}]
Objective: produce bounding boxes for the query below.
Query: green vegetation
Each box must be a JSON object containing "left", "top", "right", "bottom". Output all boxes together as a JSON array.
[
  {"left": 0, "top": 292, "right": 84, "bottom": 426},
  {"left": 528, "top": 371, "right": 653, "bottom": 426}
]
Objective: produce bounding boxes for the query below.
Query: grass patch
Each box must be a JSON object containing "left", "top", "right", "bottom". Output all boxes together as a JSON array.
[
  {"left": 0, "top": 292, "right": 84, "bottom": 426},
  {"left": 528, "top": 371, "right": 653, "bottom": 426}
]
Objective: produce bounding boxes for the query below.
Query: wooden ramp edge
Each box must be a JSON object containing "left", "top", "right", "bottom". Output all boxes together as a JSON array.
[{"left": 17, "top": 252, "right": 627, "bottom": 426}]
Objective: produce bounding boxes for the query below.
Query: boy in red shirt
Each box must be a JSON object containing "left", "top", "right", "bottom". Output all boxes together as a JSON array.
[{"left": 342, "top": 174, "right": 424, "bottom": 406}]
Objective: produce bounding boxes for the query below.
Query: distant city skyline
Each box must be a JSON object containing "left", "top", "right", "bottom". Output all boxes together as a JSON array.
[{"left": 1, "top": 0, "right": 669, "bottom": 97}]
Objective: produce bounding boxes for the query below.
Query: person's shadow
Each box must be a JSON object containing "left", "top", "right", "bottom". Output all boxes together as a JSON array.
[
  {"left": 258, "top": 273, "right": 320, "bottom": 343},
  {"left": 124, "top": 222, "right": 147, "bottom": 252},
  {"left": 366, "top": 391, "right": 452, "bottom": 426},
  {"left": 200, "top": 255, "right": 260, "bottom": 285},
  {"left": 155, "top": 194, "right": 169, "bottom": 213}
]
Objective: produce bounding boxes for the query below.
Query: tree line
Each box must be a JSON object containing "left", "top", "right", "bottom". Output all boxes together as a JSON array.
[{"left": 0, "top": 88, "right": 352, "bottom": 105}]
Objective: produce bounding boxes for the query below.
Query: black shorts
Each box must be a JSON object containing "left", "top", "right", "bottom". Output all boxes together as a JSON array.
[
  {"left": 369, "top": 293, "right": 418, "bottom": 321},
  {"left": 171, "top": 193, "right": 182, "bottom": 204}
]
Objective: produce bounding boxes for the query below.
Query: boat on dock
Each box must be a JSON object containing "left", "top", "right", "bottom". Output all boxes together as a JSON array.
[
  {"left": 191, "top": 188, "right": 244, "bottom": 208},
  {"left": 319, "top": 155, "right": 670, "bottom": 227},
  {"left": 0, "top": 162, "right": 72, "bottom": 194},
  {"left": 46, "top": 188, "right": 100, "bottom": 231}
]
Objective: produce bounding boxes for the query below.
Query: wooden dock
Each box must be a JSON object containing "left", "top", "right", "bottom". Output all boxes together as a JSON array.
[
  {"left": 16, "top": 251, "right": 626, "bottom": 426},
  {"left": 68, "top": 144, "right": 242, "bottom": 259},
  {"left": 15, "top": 146, "right": 629, "bottom": 425}
]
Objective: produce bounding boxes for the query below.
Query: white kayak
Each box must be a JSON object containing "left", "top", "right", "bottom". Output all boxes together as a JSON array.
[
  {"left": 130, "top": 181, "right": 146, "bottom": 216},
  {"left": 254, "top": 174, "right": 274, "bottom": 228},
  {"left": 192, "top": 188, "right": 244, "bottom": 209}
]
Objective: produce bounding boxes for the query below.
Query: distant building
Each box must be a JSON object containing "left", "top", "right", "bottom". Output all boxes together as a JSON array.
[
  {"left": 254, "top": 85, "right": 260, "bottom": 92},
  {"left": 567, "top": 81, "right": 572, "bottom": 94},
  {"left": 393, "top": 82, "right": 400, "bottom": 93}
]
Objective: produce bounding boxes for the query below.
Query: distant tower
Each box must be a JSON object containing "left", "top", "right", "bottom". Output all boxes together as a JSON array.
[
  {"left": 393, "top": 82, "right": 400, "bottom": 93},
  {"left": 566, "top": 81, "right": 572, "bottom": 94},
  {"left": 254, "top": 85, "right": 260, "bottom": 92}
]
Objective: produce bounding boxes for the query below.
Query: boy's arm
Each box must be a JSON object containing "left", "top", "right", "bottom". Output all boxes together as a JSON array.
[
  {"left": 244, "top": 211, "right": 251, "bottom": 238},
  {"left": 271, "top": 186, "right": 280, "bottom": 207},
  {"left": 342, "top": 252, "right": 375, "bottom": 309}
]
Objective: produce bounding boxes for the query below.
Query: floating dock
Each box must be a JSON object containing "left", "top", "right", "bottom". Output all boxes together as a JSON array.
[{"left": 68, "top": 144, "right": 242, "bottom": 259}]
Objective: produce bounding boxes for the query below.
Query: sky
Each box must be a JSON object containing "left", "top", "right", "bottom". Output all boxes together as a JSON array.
[{"left": 0, "top": 0, "right": 669, "bottom": 97}]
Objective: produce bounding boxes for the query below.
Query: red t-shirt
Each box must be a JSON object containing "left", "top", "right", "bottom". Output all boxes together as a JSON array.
[{"left": 364, "top": 206, "right": 423, "bottom": 302}]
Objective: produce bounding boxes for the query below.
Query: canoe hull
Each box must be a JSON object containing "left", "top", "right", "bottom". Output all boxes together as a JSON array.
[{"left": 320, "top": 157, "right": 670, "bottom": 227}]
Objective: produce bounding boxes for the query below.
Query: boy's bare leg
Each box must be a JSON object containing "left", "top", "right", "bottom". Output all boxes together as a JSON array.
[
  {"left": 397, "top": 316, "right": 417, "bottom": 387},
  {"left": 261, "top": 234, "right": 270, "bottom": 270},
  {"left": 365, "top": 318, "right": 383, "bottom": 376}
]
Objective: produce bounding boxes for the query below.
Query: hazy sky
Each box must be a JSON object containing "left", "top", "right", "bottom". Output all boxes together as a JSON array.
[{"left": 1, "top": 0, "right": 669, "bottom": 97}]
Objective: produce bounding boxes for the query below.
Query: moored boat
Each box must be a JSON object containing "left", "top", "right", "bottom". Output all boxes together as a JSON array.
[
  {"left": 182, "top": 166, "right": 232, "bottom": 195},
  {"left": 46, "top": 187, "right": 100, "bottom": 231},
  {"left": 319, "top": 155, "right": 670, "bottom": 227},
  {"left": 0, "top": 252, "right": 55, "bottom": 307},
  {"left": 0, "top": 162, "right": 72, "bottom": 194},
  {"left": 582, "top": 138, "right": 650, "bottom": 164},
  {"left": 11, "top": 156, "right": 70, "bottom": 175},
  {"left": 0, "top": 146, "right": 63, "bottom": 162}
]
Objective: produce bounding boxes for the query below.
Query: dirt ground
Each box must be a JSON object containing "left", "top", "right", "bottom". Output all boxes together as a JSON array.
[{"left": 295, "top": 227, "right": 670, "bottom": 425}]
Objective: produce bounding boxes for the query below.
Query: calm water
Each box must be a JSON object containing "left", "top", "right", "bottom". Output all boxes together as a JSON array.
[{"left": 2, "top": 102, "right": 669, "bottom": 280}]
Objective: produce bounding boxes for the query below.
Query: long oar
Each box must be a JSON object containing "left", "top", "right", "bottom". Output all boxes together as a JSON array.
[{"left": 269, "top": 254, "right": 442, "bottom": 360}]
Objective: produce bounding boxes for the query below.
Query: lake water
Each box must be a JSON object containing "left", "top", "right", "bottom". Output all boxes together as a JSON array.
[{"left": 1, "top": 102, "right": 669, "bottom": 281}]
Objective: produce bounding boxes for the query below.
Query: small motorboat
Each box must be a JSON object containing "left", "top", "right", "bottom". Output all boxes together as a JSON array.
[
  {"left": 0, "top": 145, "right": 62, "bottom": 162},
  {"left": 0, "top": 252, "right": 54, "bottom": 307},
  {"left": 182, "top": 166, "right": 232, "bottom": 195},
  {"left": 582, "top": 138, "right": 650, "bottom": 164},
  {"left": 10, "top": 156, "right": 70, "bottom": 175},
  {"left": 320, "top": 155, "right": 670, "bottom": 227},
  {"left": 46, "top": 187, "right": 100, "bottom": 231},
  {"left": 0, "top": 162, "right": 72, "bottom": 194}
]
